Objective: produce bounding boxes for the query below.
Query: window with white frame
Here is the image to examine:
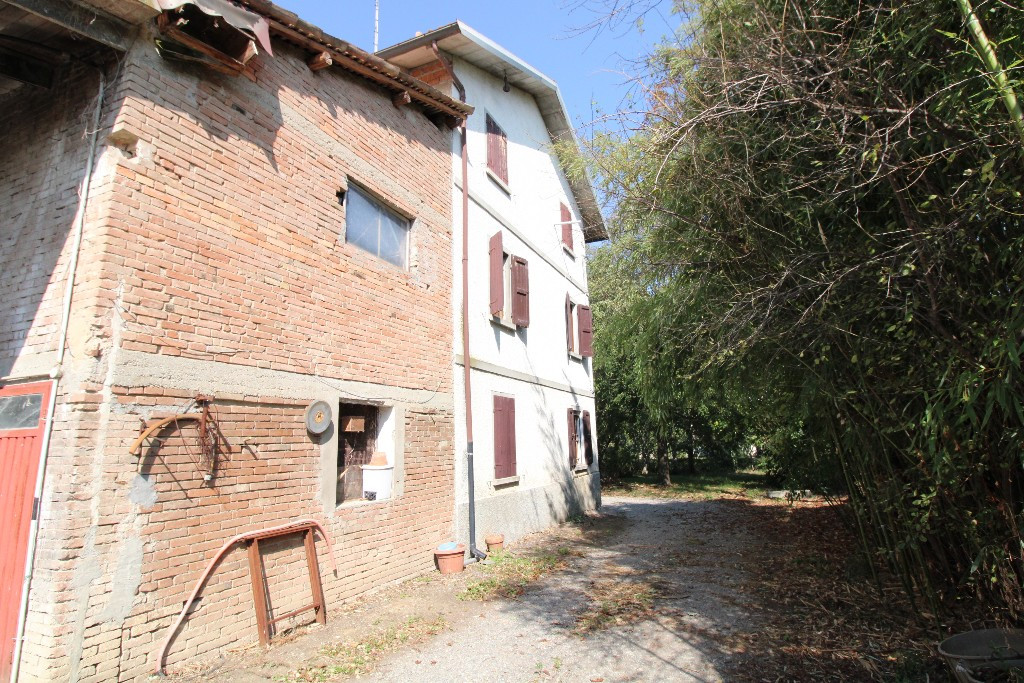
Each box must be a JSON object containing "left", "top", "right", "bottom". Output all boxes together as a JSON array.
[{"left": 489, "top": 231, "right": 529, "bottom": 328}]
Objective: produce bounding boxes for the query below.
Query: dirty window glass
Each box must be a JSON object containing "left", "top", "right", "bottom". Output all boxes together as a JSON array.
[
  {"left": 345, "top": 186, "right": 409, "bottom": 269},
  {"left": 0, "top": 393, "right": 43, "bottom": 430}
]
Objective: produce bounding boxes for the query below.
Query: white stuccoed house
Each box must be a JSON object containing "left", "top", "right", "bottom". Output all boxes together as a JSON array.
[{"left": 380, "top": 22, "right": 608, "bottom": 549}]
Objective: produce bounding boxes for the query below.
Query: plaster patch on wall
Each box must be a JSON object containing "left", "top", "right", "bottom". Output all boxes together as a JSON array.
[
  {"left": 128, "top": 473, "right": 158, "bottom": 508},
  {"left": 99, "top": 535, "right": 145, "bottom": 623},
  {"left": 68, "top": 530, "right": 102, "bottom": 683}
]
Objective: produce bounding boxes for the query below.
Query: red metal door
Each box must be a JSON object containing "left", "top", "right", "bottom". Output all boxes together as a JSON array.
[{"left": 0, "top": 381, "right": 51, "bottom": 681}]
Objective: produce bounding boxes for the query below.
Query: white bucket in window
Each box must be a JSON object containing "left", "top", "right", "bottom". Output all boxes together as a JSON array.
[{"left": 362, "top": 451, "right": 393, "bottom": 501}]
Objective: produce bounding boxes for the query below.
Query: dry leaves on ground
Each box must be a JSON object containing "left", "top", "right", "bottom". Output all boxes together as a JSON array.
[{"left": 721, "top": 497, "right": 987, "bottom": 682}]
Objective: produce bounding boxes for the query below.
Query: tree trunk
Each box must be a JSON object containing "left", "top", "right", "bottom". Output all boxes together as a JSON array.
[
  {"left": 656, "top": 438, "right": 671, "bottom": 486},
  {"left": 687, "top": 422, "right": 696, "bottom": 475}
]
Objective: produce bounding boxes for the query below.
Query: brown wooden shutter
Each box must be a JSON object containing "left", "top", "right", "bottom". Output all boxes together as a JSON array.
[
  {"left": 511, "top": 256, "right": 529, "bottom": 327},
  {"left": 582, "top": 410, "right": 594, "bottom": 466},
  {"left": 493, "top": 395, "right": 517, "bottom": 478},
  {"left": 567, "top": 408, "right": 578, "bottom": 468},
  {"left": 565, "top": 293, "right": 574, "bottom": 352},
  {"left": 486, "top": 114, "right": 508, "bottom": 186},
  {"left": 560, "top": 203, "right": 572, "bottom": 249},
  {"left": 493, "top": 396, "right": 506, "bottom": 478},
  {"left": 578, "top": 304, "right": 593, "bottom": 357},
  {"left": 507, "top": 398, "right": 517, "bottom": 476},
  {"left": 489, "top": 231, "right": 503, "bottom": 317}
]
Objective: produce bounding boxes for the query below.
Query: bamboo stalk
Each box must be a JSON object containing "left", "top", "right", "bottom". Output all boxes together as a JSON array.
[{"left": 956, "top": 0, "right": 1024, "bottom": 146}]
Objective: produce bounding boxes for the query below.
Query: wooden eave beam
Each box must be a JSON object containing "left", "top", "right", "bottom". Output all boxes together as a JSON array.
[
  {"left": 265, "top": 18, "right": 472, "bottom": 123},
  {"left": 6, "top": 0, "right": 132, "bottom": 52},
  {"left": 307, "top": 51, "right": 331, "bottom": 71},
  {"left": 391, "top": 90, "right": 410, "bottom": 108},
  {"left": 0, "top": 49, "right": 54, "bottom": 87}
]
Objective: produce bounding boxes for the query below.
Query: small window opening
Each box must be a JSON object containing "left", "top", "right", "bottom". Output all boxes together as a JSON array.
[
  {"left": 344, "top": 184, "right": 411, "bottom": 268},
  {"left": 337, "top": 403, "right": 377, "bottom": 505}
]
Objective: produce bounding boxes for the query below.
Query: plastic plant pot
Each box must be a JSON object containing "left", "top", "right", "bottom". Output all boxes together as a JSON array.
[{"left": 434, "top": 543, "right": 466, "bottom": 574}]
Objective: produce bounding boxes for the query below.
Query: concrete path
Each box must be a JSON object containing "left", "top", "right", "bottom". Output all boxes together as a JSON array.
[{"left": 366, "top": 496, "right": 754, "bottom": 683}]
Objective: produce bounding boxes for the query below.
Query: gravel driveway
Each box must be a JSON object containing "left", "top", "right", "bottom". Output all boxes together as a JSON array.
[{"left": 366, "top": 496, "right": 754, "bottom": 683}]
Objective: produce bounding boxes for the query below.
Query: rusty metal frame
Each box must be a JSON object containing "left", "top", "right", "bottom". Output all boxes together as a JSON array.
[
  {"left": 245, "top": 522, "right": 326, "bottom": 645},
  {"left": 130, "top": 395, "right": 218, "bottom": 479}
]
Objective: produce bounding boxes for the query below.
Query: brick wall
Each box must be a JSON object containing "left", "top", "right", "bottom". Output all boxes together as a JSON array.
[
  {"left": 8, "top": 28, "right": 457, "bottom": 683},
  {"left": 409, "top": 62, "right": 452, "bottom": 89},
  {"left": 0, "top": 63, "right": 101, "bottom": 378}
]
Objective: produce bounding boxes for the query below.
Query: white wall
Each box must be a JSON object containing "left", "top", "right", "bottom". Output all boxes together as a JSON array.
[{"left": 448, "top": 58, "right": 600, "bottom": 544}]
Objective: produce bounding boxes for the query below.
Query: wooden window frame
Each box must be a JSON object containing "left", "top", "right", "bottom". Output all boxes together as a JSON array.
[
  {"left": 337, "top": 402, "right": 377, "bottom": 506},
  {"left": 559, "top": 203, "right": 574, "bottom": 254},
  {"left": 486, "top": 113, "right": 509, "bottom": 190},
  {"left": 493, "top": 394, "right": 517, "bottom": 479},
  {"left": 568, "top": 407, "right": 595, "bottom": 470},
  {"left": 489, "top": 231, "right": 529, "bottom": 329},
  {"left": 566, "top": 295, "right": 592, "bottom": 358}
]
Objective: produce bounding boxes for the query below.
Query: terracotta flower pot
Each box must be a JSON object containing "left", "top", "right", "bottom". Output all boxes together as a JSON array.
[
  {"left": 434, "top": 543, "right": 466, "bottom": 574},
  {"left": 484, "top": 533, "right": 504, "bottom": 552}
]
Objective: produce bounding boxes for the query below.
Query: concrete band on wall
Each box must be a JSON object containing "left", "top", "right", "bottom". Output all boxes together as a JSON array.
[
  {"left": 454, "top": 354, "right": 595, "bottom": 399},
  {"left": 114, "top": 350, "right": 452, "bottom": 410}
]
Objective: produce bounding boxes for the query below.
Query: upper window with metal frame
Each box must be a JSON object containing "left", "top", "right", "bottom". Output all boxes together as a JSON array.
[{"left": 345, "top": 185, "right": 411, "bottom": 269}]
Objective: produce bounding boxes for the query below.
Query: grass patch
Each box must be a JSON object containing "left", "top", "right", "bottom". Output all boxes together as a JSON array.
[
  {"left": 274, "top": 615, "right": 447, "bottom": 682},
  {"left": 602, "top": 471, "right": 768, "bottom": 500},
  {"left": 573, "top": 577, "right": 657, "bottom": 634},
  {"left": 459, "top": 548, "right": 570, "bottom": 601}
]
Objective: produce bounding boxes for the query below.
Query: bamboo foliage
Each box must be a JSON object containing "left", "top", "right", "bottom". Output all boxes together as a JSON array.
[{"left": 584, "top": 0, "right": 1024, "bottom": 617}]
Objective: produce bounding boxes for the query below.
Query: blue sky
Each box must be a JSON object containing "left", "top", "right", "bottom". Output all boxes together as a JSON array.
[{"left": 275, "top": 0, "right": 678, "bottom": 135}]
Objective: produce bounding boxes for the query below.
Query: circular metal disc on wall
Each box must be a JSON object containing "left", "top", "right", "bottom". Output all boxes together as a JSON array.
[{"left": 304, "top": 400, "right": 332, "bottom": 435}]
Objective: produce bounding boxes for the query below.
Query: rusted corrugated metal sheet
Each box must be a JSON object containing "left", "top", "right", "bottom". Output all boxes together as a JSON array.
[{"left": 0, "top": 381, "right": 50, "bottom": 680}]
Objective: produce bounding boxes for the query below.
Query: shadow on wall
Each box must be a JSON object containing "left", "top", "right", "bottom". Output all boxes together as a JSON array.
[
  {"left": 0, "top": 64, "right": 104, "bottom": 378},
  {"left": 96, "top": 33, "right": 453, "bottom": 375},
  {"left": 1, "top": 28, "right": 453, "bottom": 379},
  {"left": 462, "top": 355, "right": 598, "bottom": 545},
  {"left": 527, "top": 363, "right": 586, "bottom": 524}
]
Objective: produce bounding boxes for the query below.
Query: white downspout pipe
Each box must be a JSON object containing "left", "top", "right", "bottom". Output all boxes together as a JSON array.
[{"left": 10, "top": 69, "right": 105, "bottom": 683}]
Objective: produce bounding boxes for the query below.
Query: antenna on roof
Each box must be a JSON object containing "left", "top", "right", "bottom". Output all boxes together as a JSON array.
[{"left": 374, "top": 0, "right": 380, "bottom": 52}]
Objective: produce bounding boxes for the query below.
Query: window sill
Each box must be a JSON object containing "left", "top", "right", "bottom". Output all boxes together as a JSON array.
[
  {"left": 490, "top": 315, "right": 516, "bottom": 332},
  {"left": 568, "top": 351, "right": 583, "bottom": 362},
  {"left": 562, "top": 244, "right": 576, "bottom": 259},
  {"left": 336, "top": 496, "right": 392, "bottom": 511},
  {"left": 573, "top": 467, "right": 592, "bottom": 477},
  {"left": 490, "top": 475, "right": 521, "bottom": 489},
  {"left": 486, "top": 167, "right": 511, "bottom": 196}
]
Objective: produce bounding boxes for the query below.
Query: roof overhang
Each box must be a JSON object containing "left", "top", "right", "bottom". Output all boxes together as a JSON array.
[
  {"left": 379, "top": 21, "right": 607, "bottom": 242},
  {"left": 238, "top": 0, "right": 472, "bottom": 124}
]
